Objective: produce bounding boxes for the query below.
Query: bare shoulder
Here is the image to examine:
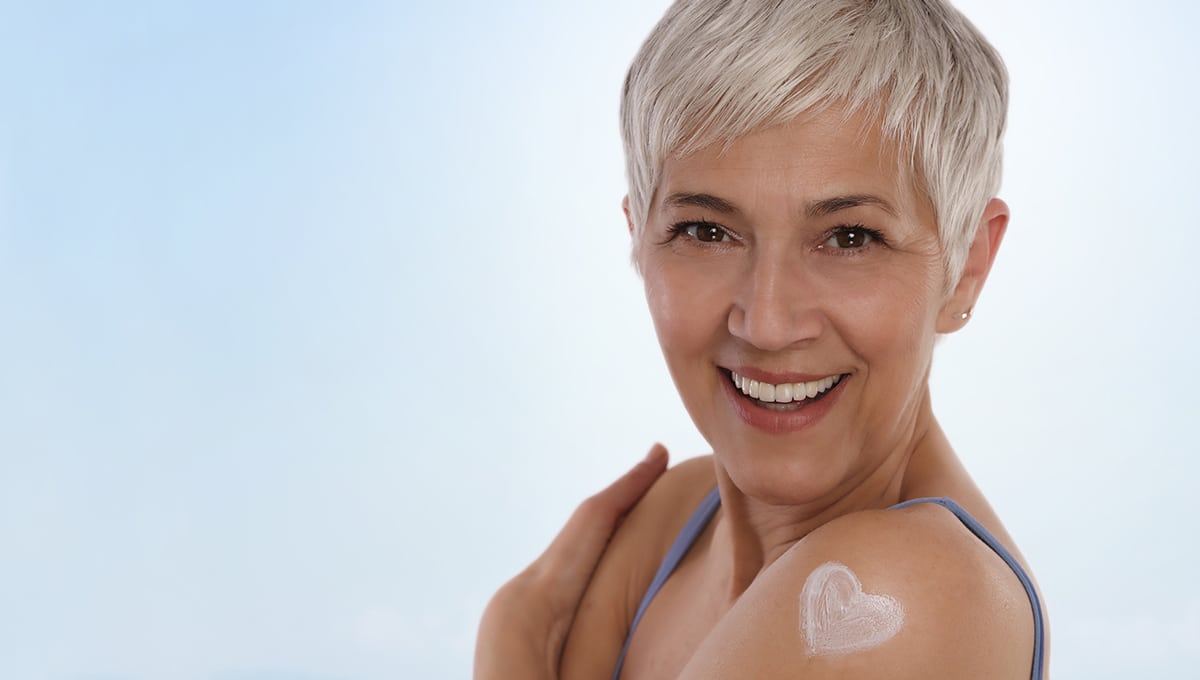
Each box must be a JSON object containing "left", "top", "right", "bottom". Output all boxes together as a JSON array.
[
  {"left": 679, "top": 503, "right": 1039, "bottom": 680},
  {"left": 560, "top": 454, "right": 717, "bottom": 680},
  {"left": 622, "top": 454, "right": 717, "bottom": 534},
  {"left": 598, "top": 453, "right": 717, "bottom": 561}
]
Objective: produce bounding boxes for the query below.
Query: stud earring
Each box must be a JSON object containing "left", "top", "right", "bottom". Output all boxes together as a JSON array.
[{"left": 958, "top": 309, "right": 972, "bottom": 321}]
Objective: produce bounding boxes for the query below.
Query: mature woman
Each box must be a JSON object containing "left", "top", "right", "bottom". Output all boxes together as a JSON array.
[{"left": 477, "top": 0, "right": 1047, "bottom": 678}]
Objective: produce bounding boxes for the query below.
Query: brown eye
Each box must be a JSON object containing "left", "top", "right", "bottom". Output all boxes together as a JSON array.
[
  {"left": 835, "top": 227, "right": 868, "bottom": 248},
  {"left": 826, "top": 226, "right": 875, "bottom": 249},
  {"left": 691, "top": 223, "right": 724, "bottom": 242},
  {"left": 683, "top": 222, "right": 730, "bottom": 242}
]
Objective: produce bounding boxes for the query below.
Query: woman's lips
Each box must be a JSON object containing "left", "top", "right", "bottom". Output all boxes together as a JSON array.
[{"left": 720, "top": 368, "right": 848, "bottom": 434}]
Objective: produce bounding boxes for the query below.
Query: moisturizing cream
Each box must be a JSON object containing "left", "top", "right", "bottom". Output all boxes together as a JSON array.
[{"left": 800, "top": 561, "right": 905, "bottom": 656}]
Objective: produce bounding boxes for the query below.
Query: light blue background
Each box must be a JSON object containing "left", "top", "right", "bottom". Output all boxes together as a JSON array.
[{"left": 1, "top": 1, "right": 1197, "bottom": 678}]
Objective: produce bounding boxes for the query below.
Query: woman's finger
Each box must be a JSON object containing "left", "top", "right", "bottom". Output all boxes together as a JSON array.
[
  {"left": 474, "top": 445, "right": 670, "bottom": 680},
  {"left": 536, "top": 443, "right": 669, "bottom": 592}
]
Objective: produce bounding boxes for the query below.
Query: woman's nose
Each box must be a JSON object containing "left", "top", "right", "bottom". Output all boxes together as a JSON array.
[{"left": 726, "top": 253, "right": 824, "bottom": 352}]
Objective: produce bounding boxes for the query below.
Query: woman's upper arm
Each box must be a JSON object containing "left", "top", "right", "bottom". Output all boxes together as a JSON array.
[{"left": 677, "top": 506, "right": 1037, "bottom": 680}]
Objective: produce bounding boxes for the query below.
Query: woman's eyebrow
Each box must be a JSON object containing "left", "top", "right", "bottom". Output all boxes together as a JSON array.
[
  {"left": 664, "top": 192, "right": 898, "bottom": 218},
  {"left": 663, "top": 192, "right": 741, "bottom": 214},
  {"left": 805, "top": 194, "right": 898, "bottom": 218}
]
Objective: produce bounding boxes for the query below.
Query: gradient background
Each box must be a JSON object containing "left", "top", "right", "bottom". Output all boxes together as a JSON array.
[{"left": 1, "top": 1, "right": 1197, "bottom": 678}]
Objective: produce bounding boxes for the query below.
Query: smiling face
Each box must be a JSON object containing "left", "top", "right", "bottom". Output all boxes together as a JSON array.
[{"left": 633, "top": 108, "right": 986, "bottom": 504}]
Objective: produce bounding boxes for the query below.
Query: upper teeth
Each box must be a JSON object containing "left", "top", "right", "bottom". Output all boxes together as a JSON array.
[{"left": 730, "top": 371, "right": 840, "bottom": 403}]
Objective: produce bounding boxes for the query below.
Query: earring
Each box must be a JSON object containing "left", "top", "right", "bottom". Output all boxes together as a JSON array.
[{"left": 958, "top": 309, "right": 972, "bottom": 321}]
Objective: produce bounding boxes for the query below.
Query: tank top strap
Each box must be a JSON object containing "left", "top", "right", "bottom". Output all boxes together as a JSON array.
[
  {"left": 890, "top": 496, "right": 1046, "bottom": 680},
  {"left": 611, "top": 486, "right": 721, "bottom": 680}
]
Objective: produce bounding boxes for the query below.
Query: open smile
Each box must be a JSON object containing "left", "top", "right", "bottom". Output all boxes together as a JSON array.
[
  {"left": 720, "top": 368, "right": 849, "bottom": 433},
  {"left": 729, "top": 371, "right": 844, "bottom": 409}
]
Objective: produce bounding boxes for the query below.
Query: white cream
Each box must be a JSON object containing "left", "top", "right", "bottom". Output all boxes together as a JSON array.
[
  {"left": 800, "top": 561, "right": 904, "bottom": 657},
  {"left": 730, "top": 371, "right": 840, "bottom": 404}
]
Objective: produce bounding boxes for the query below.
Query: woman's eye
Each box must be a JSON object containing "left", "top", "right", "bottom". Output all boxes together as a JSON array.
[
  {"left": 692, "top": 224, "right": 729, "bottom": 242},
  {"left": 823, "top": 226, "right": 877, "bottom": 249},
  {"left": 677, "top": 222, "right": 730, "bottom": 243}
]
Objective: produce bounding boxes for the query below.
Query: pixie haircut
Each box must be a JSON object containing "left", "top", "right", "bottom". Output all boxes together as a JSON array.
[{"left": 621, "top": 0, "right": 1008, "bottom": 287}]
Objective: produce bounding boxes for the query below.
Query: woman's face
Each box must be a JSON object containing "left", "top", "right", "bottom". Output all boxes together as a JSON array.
[{"left": 634, "top": 108, "right": 964, "bottom": 504}]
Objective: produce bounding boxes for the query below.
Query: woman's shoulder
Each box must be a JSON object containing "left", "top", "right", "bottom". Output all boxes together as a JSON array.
[
  {"left": 597, "top": 451, "right": 719, "bottom": 581},
  {"left": 559, "top": 454, "right": 717, "bottom": 680},
  {"left": 677, "top": 500, "right": 1040, "bottom": 680},
  {"left": 627, "top": 453, "right": 718, "bottom": 530}
]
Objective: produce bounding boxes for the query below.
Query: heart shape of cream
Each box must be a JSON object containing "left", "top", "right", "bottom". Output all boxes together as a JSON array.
[{"left": 801, "top": 561, "right": 905, "bottom": 656}]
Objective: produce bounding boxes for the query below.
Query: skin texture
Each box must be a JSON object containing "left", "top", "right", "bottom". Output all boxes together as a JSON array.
[{"left": 554, "top": 107, "right": 1048, "bottom": 679}]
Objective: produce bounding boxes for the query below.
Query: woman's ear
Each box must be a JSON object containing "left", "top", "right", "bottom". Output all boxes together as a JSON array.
[
  {"left": 624, "top": 195, "right": 648, "bottom": 275},
  {"left": 937, "top": 198, "right": 1008, "bottom": 333},
  {"left": 622, "top": 195, "right": 635, "bottom": 236}
]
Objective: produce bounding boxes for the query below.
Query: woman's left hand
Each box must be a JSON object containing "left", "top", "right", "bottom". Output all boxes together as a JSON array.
[{"left": 474, "top": 444, "right": 669, "bottom": 680}]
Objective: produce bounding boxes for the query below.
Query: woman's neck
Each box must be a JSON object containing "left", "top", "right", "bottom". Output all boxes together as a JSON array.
[{"left": 706, "top": 401, "right": 951, "bottom": 599}]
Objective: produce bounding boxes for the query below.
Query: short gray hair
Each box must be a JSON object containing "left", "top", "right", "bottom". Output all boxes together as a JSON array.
[{"left": 620, "top": 0, "right": 1008, "bottom": 287}]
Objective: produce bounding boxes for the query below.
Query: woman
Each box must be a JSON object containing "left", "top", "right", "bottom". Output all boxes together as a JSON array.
[{"left": 477, "top": 0, "right": 1047, "bottom": 678}]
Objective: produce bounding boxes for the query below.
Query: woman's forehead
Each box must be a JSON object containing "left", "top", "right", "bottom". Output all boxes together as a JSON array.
[{"left": 654, "top": 110, "right": 925, "bottom": 219}]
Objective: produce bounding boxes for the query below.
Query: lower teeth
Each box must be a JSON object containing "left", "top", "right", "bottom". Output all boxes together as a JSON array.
[{"left": 756, "top": 400, "right": 807, "bottom": 411}]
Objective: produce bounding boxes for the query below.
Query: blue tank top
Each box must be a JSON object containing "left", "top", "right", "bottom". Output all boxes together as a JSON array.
[{"left": 611, "top": 488, "right": 1046, "bottom": 679}]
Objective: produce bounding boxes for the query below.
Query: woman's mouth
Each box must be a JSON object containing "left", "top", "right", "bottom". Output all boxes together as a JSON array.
[{"left": 728, "top": 370, "right": 845, "bottom": 411}]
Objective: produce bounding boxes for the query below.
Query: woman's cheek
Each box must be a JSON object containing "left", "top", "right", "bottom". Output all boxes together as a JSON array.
[
  {"left": 645, "top": 255, "right": 731, "bottom": 343},
  {"left": 839, "top": 258, "right": 941, "bottom": 333}
]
